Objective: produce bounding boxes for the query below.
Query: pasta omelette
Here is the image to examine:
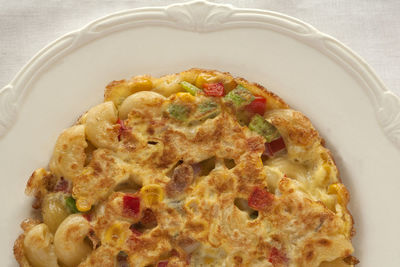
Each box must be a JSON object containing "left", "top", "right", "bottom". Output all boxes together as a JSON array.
[{"left": 13, "top": 69, "right": 358, "bottom": 267}]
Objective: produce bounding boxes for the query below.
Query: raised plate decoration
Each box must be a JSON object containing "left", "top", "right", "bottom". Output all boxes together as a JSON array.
[{"left": 0, "top": 0, "right": 399, "bottom": 149}]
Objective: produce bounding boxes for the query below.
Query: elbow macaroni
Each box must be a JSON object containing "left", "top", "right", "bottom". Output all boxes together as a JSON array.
[
  {"left": 54, "top": 214, "right": 92, "bottom": 267},
  {"left": 49, "top": 125, "right": 87, "bottom": 181},
  {"left": 84, "top": 101, "right": 119, "bottom": 150},
  {"left": 23, "top": 224, "right": 58, "bottom": 267},
  {"left": 41, "top": 193, "right": 70, "bottom": 233},
  {"left": 151, "top": 74, "right": 183, "bottom": 96},
  {"left": 119, "top": 91, "right": 166, "bottom": 119}
]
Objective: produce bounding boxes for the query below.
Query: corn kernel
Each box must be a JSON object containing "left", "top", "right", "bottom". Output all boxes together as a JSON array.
[
  {"left": 103, "top": 222, "right": 128, "bottom": 247},
  {"left": 184, "top": 198, "right": 200, "bottom": 213},
  {"left": 140, "top": 184, "right": 164, "bottom": 206},
  {"left": 76, "top": 198, "right": 91, "bottom": 212},
  {"left": 176, "top": 92, "right": 196, "bottom": 102},
  {"left": 328, "top": 184, "right": 338, "bottom": 194},
  {"left": 328, "top": 183, "right": 339, "bottom": 194},
  {"left": 328, "top": 183, "right": 348, "bottom": 205},
  {"left": 195, "top": 73, "right": 218, "bottom": 88},
  {"left": 129, "top": 75, "right": 153, "bottom": 91}
]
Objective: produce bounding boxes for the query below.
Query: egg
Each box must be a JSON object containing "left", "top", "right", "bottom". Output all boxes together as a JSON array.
[{"left": 14, "top": 69, "right": 357, "bottom": 267}]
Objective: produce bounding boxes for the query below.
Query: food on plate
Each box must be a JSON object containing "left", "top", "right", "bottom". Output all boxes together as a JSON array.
[{"left": 14, "top": 69, "right": 358, "bottom": 266}]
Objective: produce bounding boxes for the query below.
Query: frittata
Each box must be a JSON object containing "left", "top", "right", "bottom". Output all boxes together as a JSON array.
[{"left": 14, "top": 69, "right": 358, "bottom": 267}]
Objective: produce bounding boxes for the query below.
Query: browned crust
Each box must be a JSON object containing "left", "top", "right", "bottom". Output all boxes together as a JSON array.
[
  {"left": 13, "top": 234, "right": 30, "bottom": 267},
  {"left": 272, "top": 109, "right": 355, "bottom": 241},
  {"left": 324, "top": 149, "right": 355, "bottom": 239},
  {"left": 269, "top": 110, "right": 319, "bottom": 147}
]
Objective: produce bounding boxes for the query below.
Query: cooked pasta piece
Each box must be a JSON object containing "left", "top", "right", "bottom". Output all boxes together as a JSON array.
[
  {"left": 41, "top": 192, "right": 70, "bottom": 233},
  {"left": 23, "top": 224, "right": 58, "bottom": 267},
  {"left": 49, "top": 125, "right": 87, "bottom": 181},
  {"left": 119, "top": 91, "right": 166, "bottom": 119},
  {"left": 54, "top": 214, "right": 92, "bottom": 267},
  {"left": 84, "top": 101, "right": 119, "bottom": 150}
]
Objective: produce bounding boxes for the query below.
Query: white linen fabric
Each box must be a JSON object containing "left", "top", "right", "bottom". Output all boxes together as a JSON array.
[{"left": 0, "top": 0, "right": 399, "bottom": 95}]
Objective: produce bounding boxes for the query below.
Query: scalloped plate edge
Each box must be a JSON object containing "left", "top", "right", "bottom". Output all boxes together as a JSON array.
[{"left": 1, "top": 0, "right": 399, "bottom": 148}]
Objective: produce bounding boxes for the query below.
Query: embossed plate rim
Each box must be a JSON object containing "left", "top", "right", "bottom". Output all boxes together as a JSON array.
[
  {"left": 1, "top": 1, "right": 400, "bottom": 265},
  {"left": 0, "top": 0, "right": 399, "bottom": 148}
]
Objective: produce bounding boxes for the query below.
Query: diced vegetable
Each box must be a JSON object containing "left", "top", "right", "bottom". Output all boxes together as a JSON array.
[
  {"left": 53, "top": 177, "right": 70, "bottom": 193},
  {"left": 65, "top": 196, "right": 79, "bottom": 214},
  {"left": 117, "top": 119, "right": 127, "bottom": 130},
  {"left": 123, "top": 195, "right": 141, "bottom": 217},
  {"left": 246, "top": 95, "right": 266, "bottom": 115},
  {"left": 167, "top": 104, "right": 190, "bottom": 121},
  {"left": 104, "top": 222, "right": 127, "bottom": 247},
  {"left": 117, "top": 119, "right": 130, "bottom": 141},
  {"left": 199, "top": 101, "right": 218, "bottom": 113},
  {"left": 140, "top": 184, "right": 164, "bottom": 206},
  {"left": 76, "top": 198, "right": 91, "bottom": 212},
  {"left": 157, "top": 261, "right": 169, "bottom": 267},
  {"left": 193, "top": 101, "right": 220, "bottom": 122},
  {"left": 116, "top": 251, "right": 129, "bottom": 267},
  {"left": 203, "top": 82, "right": 225, "bottom": 96},
  {"left": 176, "top": 92, "right": 196, "bottom": 102},
  {"left": 268, "top": 247, "right": 287, "bottom": 265},
  {"left": 82, "top": 213, "right": 92, "bottom": 221},
  {"left": 166, "top": 163, "right": 194, "bottom": 197},
  {"left": 42, "top": 193, "right": 70, "bottom": 233},
  {"left": 195, "top": 72, "right": 216, "bottom": 88},
  {"left": 224, "top": 85, "right": 254, "bottom": 108},
  {"left": 248, "top": 115, "right": 286, "bottom": 157},
  {"left": 129, "top": 225, "right": 142, "bottom": 236},
  {"left": 248, "top": 114, "right": 280, "bottom": 142},
  {"left": 248, "top": 187, "right": 274, "bottom": 210},
  {"left": 129, "top": 209, "right": 157, "bottom": 236},
  {"left": 180, "top": 81, "right": 201, "bottom": 96},
  {"left": 263, "top": 136, "right": 286, "bottom": 157},
  {"left": 140, "top": 208, "right": 157, "bottom": 228}
]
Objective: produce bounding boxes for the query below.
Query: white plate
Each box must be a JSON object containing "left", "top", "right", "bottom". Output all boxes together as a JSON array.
[{"left": 1, "top": 1, "right": 399, "bottom": 266}]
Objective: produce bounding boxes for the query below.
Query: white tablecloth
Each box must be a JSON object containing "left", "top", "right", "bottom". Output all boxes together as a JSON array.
[{"left": 1, "top": 0, "right": 399, "bottom": 95}]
